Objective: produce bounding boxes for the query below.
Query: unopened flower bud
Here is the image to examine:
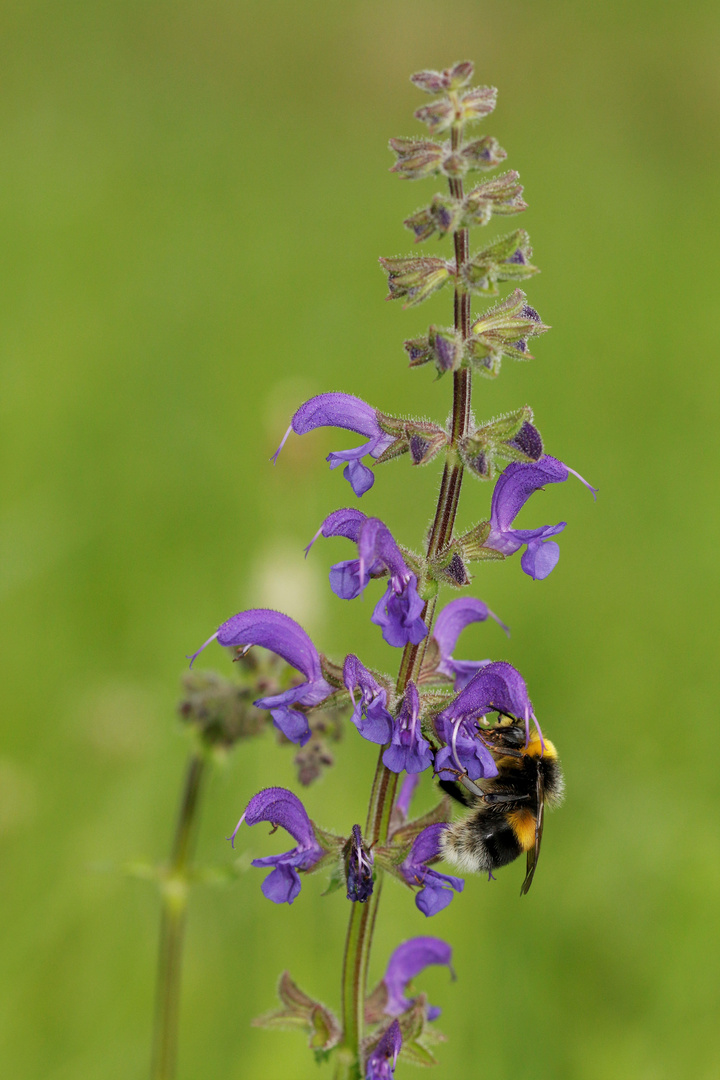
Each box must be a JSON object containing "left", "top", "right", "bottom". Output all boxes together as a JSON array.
[
  {"left": 389, "top": 137, "right": 444, "bottom": 180},
  {"left": 379, "top": 255, "right": 452, "bottom": 307},
  {"left": 410, "top": 61, "right": 474, "bottom": 94},
  {"left": 462, "top": 229, "right": 537, "bottom": 295},
  {"left": 462, "top": 135, "right": 507, "bottom": 172}
]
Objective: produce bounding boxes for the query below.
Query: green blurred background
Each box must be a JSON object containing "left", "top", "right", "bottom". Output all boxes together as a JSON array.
[{"left": 2, "top": 1, "right": 718, "bottom": 1077}]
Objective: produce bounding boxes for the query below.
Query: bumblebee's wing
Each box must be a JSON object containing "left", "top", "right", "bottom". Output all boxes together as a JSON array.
[{"left": 520, "top": 770, "right": 545, "bottom": 895}]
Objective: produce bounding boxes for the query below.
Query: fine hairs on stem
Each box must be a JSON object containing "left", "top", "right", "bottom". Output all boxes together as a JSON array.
[{"left": 169, "top": 60, "right": 595, "bottom": 1080}]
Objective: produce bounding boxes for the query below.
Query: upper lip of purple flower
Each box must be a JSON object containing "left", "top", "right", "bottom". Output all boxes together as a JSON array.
[
  {"left": 484, "top": 455, "right": 596, "bottom": 580},
  {"left": 381, "top": 935, "right": 454, "bottom": 1021},
  {"left": 365, "top": 1019, "right": 402, "bottom": 1079},
  {"left": 343, "top": 653, "right": 394, "bottom": 745},
  {"left": 187, "top": 608, "right": 332, "bottom": 747},
  {"left": 434, "top": 660, "right": 540, "bottom": 784},
  {"left": 432, "top": 596, "right": 510, "bottom": 690},
  {"left": 271, "top": 392, "right": 395, "bottom": 497}
]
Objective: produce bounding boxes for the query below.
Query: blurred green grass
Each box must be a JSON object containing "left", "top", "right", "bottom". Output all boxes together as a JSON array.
[{"left": 1, "top": 1, "right": 719, "bottom": 1077}]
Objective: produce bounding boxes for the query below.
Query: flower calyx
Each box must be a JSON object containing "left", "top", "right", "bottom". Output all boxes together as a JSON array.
[
  {"left": 379, "top": 255, "right": 452, "bottom": 308},
  {"left": 459, "top": 406, "right": 544, "bottom": 480},
  {"left": 413, "top": 83, "right": 498, "bottom": 137},
  {"left": 461, "top": 228, "right": 538, "bottom": 296},
  {"left": 252, "top": 970, "right": 341, "bottom": 1054},
  {"left": 389, "top": 134, "right": 506, "bottom": 183},
  {"left": 465, "top": 288, "right": 550, "bottom": 377},
  {"left": 404, "top": 172, "right": 527, "bottom": 243},
  {"left": 373, "top": 412, "right": 448, "bottom": 467}
]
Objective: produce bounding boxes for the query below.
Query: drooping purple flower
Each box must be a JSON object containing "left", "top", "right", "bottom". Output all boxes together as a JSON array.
[
  {"left": 433, "top": 596, "right": 510, "bottom": 690},
  {"left": 394, "top": 773, "right": 421, "bottom": 823},
  {"left": 400, "top": 822, "right": 464, "bottom": 916},
  {"left": 307, "top": 509, "right": 428, "bottom": 648},
  {"left": 343, "top": 654, "right": 394, "bottom": 745},
  {"left": 383, "top": 682, "right": 434, "bottom": 775},
  {"left": 272, "top": 392, "right": 395, "bottom": 497},
  {"left": 483, "top": 455, "right": 597, "bottom": 579},
  {"left": 365, "top": 1020, "right": 402, "bottom": 1080},
  {"left": 187, "top": 609, "right": 332, "bottom": 747},
  {"left": 434, "top": 660, "right": 535, "bottom": 782},
  {"left": 381, "top": 936, "right": 454, "bottom": 1021},
  {"left": 228, "top": 787, "right": 324, "bottom": 905},
  {"left": 346, "top": 824, "right": 375, "bottom": 903}
]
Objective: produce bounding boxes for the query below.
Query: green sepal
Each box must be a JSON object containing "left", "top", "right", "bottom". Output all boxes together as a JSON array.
[
  {"left": 379, "top": 255, "right": 452, "bottom": 308},
  {"left": 463, "top": 170, "right": 527, "bottom": 225},
  {"left": 373, "top": 413, "right": 447, "bottom": 467},
  {"left": 404, "top": 325, "right": 463, "bottom": 374},
  {"left": 320, "top": 862, "right": 346, "bottom": 897},
  {"left": 389, "top": 137, "right": 444, "bottom": 180},
  {"left": 252, "top": 972, "right": 341, "bottom": 1052},
  {"left": 462, "top": 135, "right": 507, "bottom": 172},
  {"left": 462, "top": 229, "right": 538, "bottom": 296},
  {"left": 457, "top": 520, "right": 506, "bottom": 563},
  {"left": 404, "top": 194, "right": 463, "bottom": 241},
  {"left": 428, "top": 545, "right": 472, "bottom": 588},
  {"left": 459, "top": 406, "right": 543, "bottom": 480}
]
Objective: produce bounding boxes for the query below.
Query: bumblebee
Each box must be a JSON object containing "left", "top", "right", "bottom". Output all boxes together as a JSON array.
[{"left": 439, "top": 715, "right": 564, "bottom": 894}]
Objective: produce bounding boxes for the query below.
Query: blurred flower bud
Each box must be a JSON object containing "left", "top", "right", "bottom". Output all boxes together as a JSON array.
[
  {"left": 389, "top": 137, "right": 444, "bottom": 180},
  {"left": 410, "top": 61, "right": 474, "bottom": 94},
  {"left": 459, "top": 406, "right": 543, "bottom": 480}
]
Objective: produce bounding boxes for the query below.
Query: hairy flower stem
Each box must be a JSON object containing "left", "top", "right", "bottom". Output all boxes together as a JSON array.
[
  {"left": 151, "top": 750, "right": 207, "bottom": 1080},
  {"left": 337, "top": 117, "right": 472, "bottom": 1078}
]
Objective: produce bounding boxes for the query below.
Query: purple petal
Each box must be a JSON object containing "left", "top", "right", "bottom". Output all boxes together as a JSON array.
[
  {"left": 490, "top": 455, "right": 569, "bottom": 532},
  {"left": 434, "top": 596, "right": 509, "bottom": 654},
  {"left": 243, "top": 786, "right": 318, "bottom": 849},
  {"left": 343, "top": 654, "right": 394, "bottom": 745},
  {"left": 259, "top": 863, "right": 302, "bottom": 904},
  {"left": 329, "top": 560, "right": 366, "bottom": 600},
  {"left": 292, "top": 393, "right": 382, "bottom": 439},
  {"left": 372, "top": 578, "right": 428, "bottom": 648},
  {"left": 382, "top": 684, "right": 433, "bottom": 774},
  {"left": 520, "top": 538, "right": 561, "bottom": 579},
  {"left": 383, "top": 936, "right": 454, "bottom": 1017},
  {"left": 408, "top": 822, "right": 446, "bottom": 865},
  {"left": 215, "top": 609, "right": 322, "bottom": 682},
  {"left": 343, "top": 457, "right": 376, "bottom": 496},
  {"left": 366, "top": 1020, "right": 402, "bottom": 1080},
  {"left": 437, "top": 660, "right": 532, "bottom": 728},
  {"left": 415, "top": 883, "right": 455, "bottom": 917}
]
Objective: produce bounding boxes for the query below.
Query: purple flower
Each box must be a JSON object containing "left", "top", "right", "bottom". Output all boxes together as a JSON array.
[
  {"left": 484, "top": 455, "right": 597, "bottom": 579},
  {"left": 366, "top": 1020, "right": 402, "bottom": 1080},
  {"left": 307, "top": 509, "right": 428, "bottom": 648},
  {"left": 343, "top": 654, "right": 394, "bottom": 744},
  {"left": 382, "top": 936, "right": 454, "bottom": 1021},
  {"left": 187, "top": 609, "right": 332, "bottom": 747},
  {"left": 228, "top": 787, "right": 324, "bottom": 905},
  {"left": 383, "top": 682, "right": 434, "bottom": 775},
  {"left": 400, "top": 823, "right": 464, "bottom": 916},
  {"left": 434, "top": 660, "right": 535, "bottom": 781},
  {"left": 433, "top": 596, "right": 510, "bottom": 690},
  {"left": 272, "top": 392, "right": 395, "bottom": 497},
  {"left": 346, "top": 824, "right": 375, "bottom": 903}
]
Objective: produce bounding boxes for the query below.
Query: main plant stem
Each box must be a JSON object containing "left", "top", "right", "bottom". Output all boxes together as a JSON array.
[
  {"left": 151, "top": 750, "right": 207, "bottom": 1080},
  {"left": 336, "top": 119, "right": 471, "bottom": 1080}
]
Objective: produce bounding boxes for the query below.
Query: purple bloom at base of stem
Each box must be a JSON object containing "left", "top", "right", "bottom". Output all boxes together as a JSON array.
[
  {"left": 400, "top": 823, "right": 464, "bottom": 916},
  {"left": 483, "top": 455, "right": 596, "bottom": 580},
  {"left": 382, "top": 682, "right": 434, "bottom": 775},
  {"left": 382, "top": 936, "right": 454, "bottom": 1022},
  {"left": 433, "top": 596, "right": 510, "bottom": 690},
  {"left": 272, "top": 392, "right": 395, "bottom": 498},
  {"left": 187, "top": 609, "right": 332, "bottom": 747},
  {"left": 343, "top": 654, "right": 394, "bottom": 745},
  {"left": 228, "top": 787, "right": 324, "bottom": 905},
  {"left": 366, "top": 1020, "right": 402, "bottom": 1080}
]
